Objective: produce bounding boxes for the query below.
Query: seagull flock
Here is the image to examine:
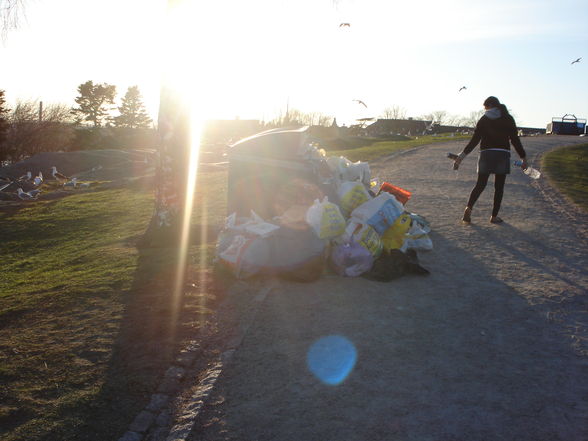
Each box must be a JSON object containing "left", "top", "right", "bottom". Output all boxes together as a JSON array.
[{"left": 0, "top": 165, "right": 92, "bottom": 201}]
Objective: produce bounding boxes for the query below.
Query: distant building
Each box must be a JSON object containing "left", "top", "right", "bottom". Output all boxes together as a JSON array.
[
  {"left": 366, "top": 118, "right": 432, "bottom": 137},
  {"left": 518, "top": 127, "right": 546, "bottom": 136}
]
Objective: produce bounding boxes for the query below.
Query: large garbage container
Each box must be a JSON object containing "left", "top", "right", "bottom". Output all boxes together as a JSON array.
[{"left": 227, "top": 127, "right": 326, "bottom": 219}]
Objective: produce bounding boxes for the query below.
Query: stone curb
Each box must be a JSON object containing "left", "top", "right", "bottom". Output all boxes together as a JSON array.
[{"left": 116, "top": 280, "right": 277, "bottom": 441}]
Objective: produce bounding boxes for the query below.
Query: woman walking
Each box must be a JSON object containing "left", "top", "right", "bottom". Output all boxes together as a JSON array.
[{"left": 453, "top": 96, "right": 527, "bottom": 224}]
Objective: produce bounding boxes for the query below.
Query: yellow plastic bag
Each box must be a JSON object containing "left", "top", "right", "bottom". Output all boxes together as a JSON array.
[
  {"left": 305, "top": 197, "right": 346, "bottom": 239},
  {"left": 344, "top": 221, "right": 383, "bottom": 258},
  {"left": 381, "top": 213, "right": 412, "bottom": 250},
  {"left": 338, "top": 181, "right": 371, "bottom": 217}
]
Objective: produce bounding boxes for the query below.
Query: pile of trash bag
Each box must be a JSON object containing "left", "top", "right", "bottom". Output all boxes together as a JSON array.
[{"left": 216, "top": 130, "right": 432, "bottom": 282}]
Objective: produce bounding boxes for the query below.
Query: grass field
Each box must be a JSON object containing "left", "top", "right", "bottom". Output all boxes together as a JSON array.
[
  {"left": 0, "top": 173, "right": 225, "bottom": 441},
  {"left": 542, "top": 143, "right": 588, "bottom": 212},
  {"left": 330, "top": 134, "right": 469, "bottom": 162}
]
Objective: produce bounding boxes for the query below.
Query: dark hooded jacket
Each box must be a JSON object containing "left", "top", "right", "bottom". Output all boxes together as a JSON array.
[{"left": 462, "top": 108, "right": 526, "bottom": 158}]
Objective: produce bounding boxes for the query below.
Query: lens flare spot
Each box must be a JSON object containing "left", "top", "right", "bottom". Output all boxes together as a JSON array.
[{"left": 306, "top": 335, "right": 357, "bottom": 386}]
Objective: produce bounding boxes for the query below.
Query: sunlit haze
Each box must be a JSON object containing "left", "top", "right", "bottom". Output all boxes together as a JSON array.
[{"left": 1, "top": 0, "right": 587, "bottom": 128}]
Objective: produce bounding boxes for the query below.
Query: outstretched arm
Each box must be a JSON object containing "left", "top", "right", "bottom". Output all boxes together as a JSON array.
[{"left": 453, "top": 120, "right": 482, "bottom": 169}]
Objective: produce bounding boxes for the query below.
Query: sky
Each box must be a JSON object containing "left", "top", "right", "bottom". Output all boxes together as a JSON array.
[{"left": 1, "top": 0, "right": 587, "bottom": 128}]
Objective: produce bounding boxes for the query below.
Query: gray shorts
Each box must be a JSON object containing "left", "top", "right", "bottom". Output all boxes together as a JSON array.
[{"left": 477, "top": 150, "right": 511, "bottom": 175}]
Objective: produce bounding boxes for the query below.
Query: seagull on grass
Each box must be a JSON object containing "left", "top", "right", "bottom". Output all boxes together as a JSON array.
[
  {"left": 459, "top": 86, "right": 467, "bottom": 92},
  {"left": 63, "top": 177, "right": 78, "bottom": 188},
  {"left": 18, "top": 171, "right": 32, "bottom": 181},
  {"left": 17, "top": 188, "right": 40, "bottom": 200},
  {"left": 353, "top": 99, "right": 368, "bottom": 108},
  {"left": 33, "top": 172, "right": 43, "bottom": 187},
  {"left": 51, "top": 166, "right": 68, "bottom": 181}
]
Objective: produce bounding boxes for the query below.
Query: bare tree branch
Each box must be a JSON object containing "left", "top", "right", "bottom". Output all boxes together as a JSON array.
[
  {"left": 380, "top": 105, "right": 407, "bottom": 119},
  {"left": 1, "top": 0, "right": 26, "bottom": 38}
]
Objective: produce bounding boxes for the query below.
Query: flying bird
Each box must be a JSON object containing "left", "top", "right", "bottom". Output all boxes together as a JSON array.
[
  {"left": 17, "top": 188, "right": 40, "bottom": 200},
  {"left": 33, "top": 172, "right": 43, "bottom": 187},
  {"left": 571, "top": 57, "right": 581, "bottom": 65},
  {"left": 51, "top": 166, "right": 68, "bottom": 181},
  {"left": 353, "top": 99, "right": 368, "bottom": 108},
  {"left": 339, "top": 23, "right": 351, "bottom": 27},
  {"left": 459, "top": 86, "right": 467, "bottom": 92},
  {"left": 18, "top": 171, "right": 32, "bottom": 181}
]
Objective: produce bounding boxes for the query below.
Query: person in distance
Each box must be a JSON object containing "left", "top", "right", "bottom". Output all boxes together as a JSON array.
[{"left": 453, "top": 96, "right": 527, "bottom": 224}]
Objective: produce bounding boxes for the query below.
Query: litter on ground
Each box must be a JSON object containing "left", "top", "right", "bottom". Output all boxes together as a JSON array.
[{"left": 216, "top": 127, "right": 432, "bottom": 282}]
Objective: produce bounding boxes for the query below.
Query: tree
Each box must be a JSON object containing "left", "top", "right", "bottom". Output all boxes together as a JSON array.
[
  {"left": 71, "top": 80, "right": 116, "bottom": 127},
  {"left": 461, "top": 109, "right": 485, "bottom": 128},
  {"left": 0, "top": 89, "right": 9, "bottom": 151},
  {"left": 0, "top": 0, "right": 24, "bottom": 37},
  {"left": 2, "top": 100, "right": 74, "bottom": 162},
  {"left": 420, "top": 110, "right": 448, "bottom": 124},
  {"left": 268, "top": 108, "right": 334, "bottom": 127},
  {"left": 114, "top": 85, "right": 152, "bottom": 129},
  {"left": 381, "top": 105, "right": 407, "bottom": 119}
]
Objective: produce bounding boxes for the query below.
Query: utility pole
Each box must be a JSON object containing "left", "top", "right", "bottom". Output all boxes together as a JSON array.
[{"left": 38, "top": 101, "right": 43, "bottom": 122}]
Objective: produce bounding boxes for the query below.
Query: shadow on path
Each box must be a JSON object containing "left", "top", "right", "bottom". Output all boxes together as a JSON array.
[{"left": 190, "top": 233, "right": 588, "bottom": 441}]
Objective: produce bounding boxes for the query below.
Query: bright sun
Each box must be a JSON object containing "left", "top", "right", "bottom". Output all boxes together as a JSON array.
[{"left": 160, "top": 0, "right": 362, "bottom": 123}]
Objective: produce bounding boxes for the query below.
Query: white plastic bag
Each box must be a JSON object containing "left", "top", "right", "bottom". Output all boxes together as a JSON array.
[
  {"left": 305, "top": 197, "right": 346, "bottom": 239},
  {"left": 224, "top": 211, "right": 280, "bottom": 238},
  {"left": 217, "top": 233, "right": 272, "bottom": 278},
  {"left": 408, "top": 213, "right": 431, "bottom": 234},
  {"left": 350, "top": 192, "right": 404, "bottom": 235},
  {"left": 344, "top": 161, "right": 371, "bottom": 187},
  {"left": 327, "top": 156, "right": 371, "bottom": 187},
  {"left": 402, "top": 223, "right": 433, "bottom": 251},
  {"left": 216, "top": 211, "right": 280, "bottom": 278}
]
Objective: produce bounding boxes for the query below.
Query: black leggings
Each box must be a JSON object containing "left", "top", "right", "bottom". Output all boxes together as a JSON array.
[{"left": 467, "top": 173, "right": 506, "bottom": 217}]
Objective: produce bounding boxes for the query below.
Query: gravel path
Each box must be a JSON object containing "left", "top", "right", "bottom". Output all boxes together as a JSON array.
[{"left": 189, "top": 135, "right": 588, "bottom": 441}]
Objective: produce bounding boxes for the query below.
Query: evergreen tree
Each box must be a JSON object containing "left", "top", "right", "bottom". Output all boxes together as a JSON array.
[
  {"left": 71, "top": 80, "right": 116, "bottom": 127},
  {"left": 0, "top": 89, "right": 10, "bottom": 148},
  {"left": 115, "top": 86, "right": 152, "bottom": 129}
]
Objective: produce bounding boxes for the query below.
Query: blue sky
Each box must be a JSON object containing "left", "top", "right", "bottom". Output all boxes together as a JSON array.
[{"left": 1, "top": 0, "right": 586, "bottom": 128}]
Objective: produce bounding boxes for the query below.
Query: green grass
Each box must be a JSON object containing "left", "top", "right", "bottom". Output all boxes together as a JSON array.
[
  {"left": 542, "top": 143, "right": 588, "bottom": 212},
  {"left": 329, "top": 134, "right": 469, "bottom": 162},
  {"left": 0, "top": 172, "right": 226, "bottom": 441}
]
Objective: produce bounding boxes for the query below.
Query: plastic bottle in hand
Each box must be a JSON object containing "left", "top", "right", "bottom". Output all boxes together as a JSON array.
[
  {"left": 448, "top": 153, "right": 460, "bottom": 171},
  {"left": 514, "top": 160, "right": 541, "bottom": 179}
]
